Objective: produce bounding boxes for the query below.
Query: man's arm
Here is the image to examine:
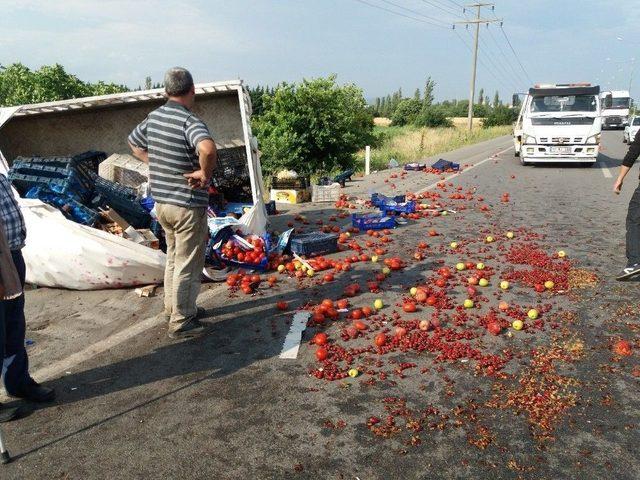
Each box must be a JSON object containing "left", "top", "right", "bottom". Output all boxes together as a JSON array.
[
  {"left": 184, "top": 139, "right": 217, "bottom": 189},
  {"left": 127, "top": 118, "right": 149, "bottom": 164},
  {"left": 614, "top": 129, "right": 640, "bottom": 193},
  {"left": 128, "top": 142, "right": 149, "bottom": 164}
]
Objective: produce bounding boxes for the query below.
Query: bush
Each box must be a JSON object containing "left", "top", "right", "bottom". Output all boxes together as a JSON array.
[
  {"left": 253, "top": 76, "right": 374, "bottom": 175},
  {"left": 391, "top": 98, "right": 423, "bottom": 126},
  {"left": 482, "top": 105, "right": 517, "bottom": 128},
  {"left": 414, "top": 106, "right": 453, "bottom": 128}
]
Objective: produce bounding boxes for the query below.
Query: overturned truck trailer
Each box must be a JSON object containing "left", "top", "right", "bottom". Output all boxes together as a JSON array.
[{"left": 0, "top": 80, "right": 266, "bottom": 289}]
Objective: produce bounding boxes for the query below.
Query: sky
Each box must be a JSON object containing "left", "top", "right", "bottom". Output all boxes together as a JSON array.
[{"left": 1, "top": 0, "right": 639, "bottom": 103}]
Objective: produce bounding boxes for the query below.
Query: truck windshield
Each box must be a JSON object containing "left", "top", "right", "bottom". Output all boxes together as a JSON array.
[
  {"left": 633, "top": 118, "right": 640, "bottom": 126},
  {"left": 530, "top": 95, "right": 597, "bottom": 113},
  {"left": 610, "top": 98, "right": 631, "bottom": 109}
]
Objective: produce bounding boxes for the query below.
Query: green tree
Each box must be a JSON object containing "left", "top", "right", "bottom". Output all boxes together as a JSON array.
[
  {"left": 423, "top": 76, "right": 435, "bottom": 107},
  {"left": 253, "top": 76, "right": 374, "bottom": 175},
  {"left": 482, "top": 105, "right": 517, "bottom": 127},
  {"left": 477, "top": 88, "right": 485, "bottom": 105},
  {"left": 493, "top": 91, "right": 500, "bottom": 108},
  {"left": 413, "top": 88, "right": 420, "bottom": 101},
  {"left": 391, "top": 98, "right": 423, "bottom": 126},
  {"left": 144, "top": 76, "right": 152, "bottom": 90},
  {"left": 0, "top": 63, "right": 127, "bottom": 106},
  {"left": 414, "top": 106, "right": 453, "bottom": 128}
]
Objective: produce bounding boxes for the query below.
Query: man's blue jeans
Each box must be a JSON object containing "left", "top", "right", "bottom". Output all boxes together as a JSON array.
[{"left": 1, "top": 250, "right": 31, "bottom": 394}]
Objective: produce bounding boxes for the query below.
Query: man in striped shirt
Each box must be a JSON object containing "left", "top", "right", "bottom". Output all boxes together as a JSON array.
[{"left": 129, "top": 67, "right": 217, "bottom": 339}]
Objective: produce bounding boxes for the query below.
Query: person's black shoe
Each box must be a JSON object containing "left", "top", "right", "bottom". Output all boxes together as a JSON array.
[
  {"left": 11, "top": 383, "right": 56, "bottom": 403},
  {"left": 616, "top": 263, "right": 640, "bottom": 281},
  {"left": 0, "top": 404, "right": 20, "bottom": 423},
  {"left": 159, "top": 307, "right": 207, "bottom": 323},
  {"left": 167, "top": 318, "right": 211, "bottom": 340}
]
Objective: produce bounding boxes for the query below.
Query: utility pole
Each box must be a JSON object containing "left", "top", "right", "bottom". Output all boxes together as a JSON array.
[{"left": 455, "top": 4, "right": 502, "bottom": 131}]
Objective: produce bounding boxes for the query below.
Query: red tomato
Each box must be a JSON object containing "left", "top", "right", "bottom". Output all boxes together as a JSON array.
[
  {"left": 276, "top": 301, "right": 288, "bottom": 311},
  {"left": 362, "top": 306, "right": 373, "bottom": 317},
  {"left": 403, "top": 302, "right": 417, "bottom": 313},
  {"left": 312, "top": 313, "right": 325, "bottom": 324},
  {"left": 326, "top": 308, "right": 339, "bottom": 319},
  {"left": 435, "top": 279, "right": 447, "bottom": 288},
  {"left": 374, "top": 333, "right": 387, "bottom": 347},
  {"left": 321, "top": 299, "right": 334, "bottom": 308},
  {"left": 236, "top": 252, "right": 245, "bottom": 262},
  {"left": 241, "top": 285, "right": 253, "bottom": 295},
  {"left": 354, "top": 320, "right": 367, "bottom": 331},
  {"left": 395, "top": 326, "right": 407, "bottom": 338},
  {"left": 313, "top": 333, "right": 328, "bottom": 346},
  {"left": 415, "top": 289, "right": 428, "bottom": 303},
  {"left": 487, "top": 322, "right": 502, "bottom": 336},
  {"left": 337, "top": 299, "right": 349, "bottom": 309},
  {"left": 426, "top": 296, "right": 437, "bottom": 306},
  {"left": 323, "top": 273, "right": 334, "bottom": 282},
  {"left": 315, "top": 348, "right": 328, "bottom": 361}
]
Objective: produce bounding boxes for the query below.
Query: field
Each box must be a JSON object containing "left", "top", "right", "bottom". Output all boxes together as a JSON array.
[{"left": 361, "top": 117, "right": 512, "bottom": 171}]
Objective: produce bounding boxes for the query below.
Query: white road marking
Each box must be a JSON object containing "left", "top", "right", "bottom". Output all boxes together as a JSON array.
[
  {"left": 279, "top": 311, "right": 311, "bottom": 359},
  {"left": 416, "top": 145, "right": 515, "bottom": 194},
  {"left": 601, "top": 164, "right": 613, "bottom": 178}
]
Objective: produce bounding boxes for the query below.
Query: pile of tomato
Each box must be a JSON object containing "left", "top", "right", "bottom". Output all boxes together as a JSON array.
[{"left": 220, "top": 236, "right": 268, "bottom": 266}]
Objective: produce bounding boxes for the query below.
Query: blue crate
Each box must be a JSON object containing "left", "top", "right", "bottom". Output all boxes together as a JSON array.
[
  {"left": 25, "top": 187, "right": 99, "bottom": 226},
  {"left": 379, "top": 200, "right": 417, "bottom": 215},
  {"left": 9, "top": 170, "right": 93, "bottom": 202},
  {"left": 94, "top": 177, "right": 150, "bottom": 228},
  {"left": 352, "top": 213, "right": 396, "bottom": 231},
  {"left": 290, "top": 232, "right": 338, "bottom": 256},
  {"left": 213, "top": 234, "right": 272, "bottom": 271},
  {"left": 370, "top": 193, "right": 406, "bottom": 207},
  {"left": 431, "top": 159, "right": 460, "bottom": 171}
]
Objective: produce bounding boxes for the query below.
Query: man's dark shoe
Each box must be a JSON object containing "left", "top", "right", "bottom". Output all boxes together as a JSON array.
[
  {"left": 616, "top": 263, "right": 640, "bottom": 281},
  {"left": 0, "top": 404, "right": 20, "bottom": 423},
  {"left": 167, "top": 318, "right": 210, "bottom": 340},
  {"left": 159, "top": 307, "right": 207, "bottom": 323},
  {"left": 11, "top": 383, "right": 55, "bottom": 403}
]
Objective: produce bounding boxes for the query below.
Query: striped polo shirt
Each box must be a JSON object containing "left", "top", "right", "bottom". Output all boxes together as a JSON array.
[{"left": 128, "top": 100, "right": 213, "bottom": 208}]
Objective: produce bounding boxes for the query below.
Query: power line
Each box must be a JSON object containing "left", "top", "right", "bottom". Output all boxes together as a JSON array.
[
  {"left": 455, "top": 28, "right": 513, "bottom": 97},
  {"left": 378, "top": 0, "right": 450, "bottom": 26},
  {"left": 475, "top": 32, "right": 520, "bottom": 93},
  {"left": 499, "top": 25, "right": 533, "bottom": 85},
  {"left": 419, "top": 0, "right": 463, "bottom": 17},
  {"left": 486, "top": 25, "right": 529, "bottom": 87},
  {"left": 444, "top": 0, "right": 464, "bottom": 9},
  {"left": 352, "top": 0, "right": 449, "bottom": 28}
]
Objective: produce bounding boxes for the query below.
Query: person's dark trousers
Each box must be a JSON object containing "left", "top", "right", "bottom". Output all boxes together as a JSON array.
[
  {"left": 627, "top": 185, "right": 640, "bottom": 266},
  {"left": 1, "top": 250, "right": 31, "bottom": 395}
]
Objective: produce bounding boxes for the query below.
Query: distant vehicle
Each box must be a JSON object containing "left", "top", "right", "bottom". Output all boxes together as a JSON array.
[
  {"left": 623, "top": 116, "right": 640, "bottom": 143},
  {"left": 600, "top": 90, "right": 631, "bottom": 129},
  {"left": 513, "top": 83, "right": 604, "bottom": 166}
]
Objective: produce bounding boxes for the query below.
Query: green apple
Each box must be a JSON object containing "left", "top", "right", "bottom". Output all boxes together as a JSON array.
[
  {"left": 463, "top": 299, "right": 474, "bottom": 309},
  {"left": 456, "top": 262, "right": 466, "bottom": 271},
  {"left": 506, "top": 231, "right": 514, "bottom": 239},
  {"left": 382, "top": 267, "right": 391, "bottom": 275},
  {"left": 476, "top": 262, "right": 485, "bottom": 270},
  {"left": 485, "top": 236, "right": 495, "bottom": 243},
  {"left": 527, "top": 309, "right": 539, "bottom": 320},
  {"left": 557, "top": 250, "right": 566, "bottom": 258},
  {"left": 374, "top": 299, "right": 384, "bottom": 310},
  {"left": 512, "top": 320, "right": 523, "bottom": 330},
  {"left": 371, "top": 255, "right": 379, "bottom": 263},
  {"left": 410, "top": 287, "right": 418, "bottom": 296},
  {"left": 544, "top": 280, "right": 555, "bottom": 290},
  {"left": 479, "top": 278, "right": 489, "bottom": 287},
  {"left": 500, "top": 281, "right": 510, "bottom": 290},
  {"left": 450, "top": 241, "right": 458, "bottom": 249}
]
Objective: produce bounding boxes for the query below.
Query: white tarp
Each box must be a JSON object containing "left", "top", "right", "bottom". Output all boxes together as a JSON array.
[{"left": 20, "top": 199, "right": 166, "bottom": 290}]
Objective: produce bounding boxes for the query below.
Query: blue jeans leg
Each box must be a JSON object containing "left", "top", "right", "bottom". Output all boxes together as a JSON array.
[{"left": 2, "top": 250, "right": 32, "bottom": 394}]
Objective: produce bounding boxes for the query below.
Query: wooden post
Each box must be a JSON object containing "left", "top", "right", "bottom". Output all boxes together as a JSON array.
[{"left": 365, "top": 145, "right": 371, "bottom": 175}]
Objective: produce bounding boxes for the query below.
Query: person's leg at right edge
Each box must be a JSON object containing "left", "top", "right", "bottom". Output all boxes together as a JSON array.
[
  {"left": 167, "top": 205, "right": 209, "bottom": 339},
  {"left": 0, "top": 297, "right": 19, "bottom": 422},
  {"left": 619, "top": 185, "right": 640, "bottom": 280}
]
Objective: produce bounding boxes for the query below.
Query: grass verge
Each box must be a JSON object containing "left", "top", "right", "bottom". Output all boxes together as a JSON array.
[{"left": 359, "top": 120, "right": 511, "bottom": 171}]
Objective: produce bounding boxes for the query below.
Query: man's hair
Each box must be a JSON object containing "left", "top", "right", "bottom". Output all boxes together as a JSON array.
[{"left": 164, "top": 67, "right": 194, "bottom": 97}]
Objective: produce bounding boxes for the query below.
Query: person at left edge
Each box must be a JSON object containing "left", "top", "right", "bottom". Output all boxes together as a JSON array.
[{"left": 0, "top": 174, "right": 55, "bottom": 402}]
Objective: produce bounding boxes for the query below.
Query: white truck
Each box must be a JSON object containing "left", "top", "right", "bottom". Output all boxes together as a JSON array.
[
  {"left": 600, "top": 90, "right": 631, "bottom": 130},
  {"left": 513, "top": 83, "right": 604, "bottom": 166}
]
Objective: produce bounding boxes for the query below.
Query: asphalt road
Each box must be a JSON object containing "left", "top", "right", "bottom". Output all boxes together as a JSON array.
[{"left": 2, "top": 131, "right": 638, "bottom": 480}]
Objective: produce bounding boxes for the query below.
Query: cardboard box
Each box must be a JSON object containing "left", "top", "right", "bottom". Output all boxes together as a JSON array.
[{"left": 270, "top": 188, "right": 309, "bottom": 204}]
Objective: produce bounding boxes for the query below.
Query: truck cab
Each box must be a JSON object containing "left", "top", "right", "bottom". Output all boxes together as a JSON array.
[
  {"left": 600, "top": 90, "right": 631, "bottom": 130},
  {"left": 516, "top": 83, "right": 602, "bottom": 166}
]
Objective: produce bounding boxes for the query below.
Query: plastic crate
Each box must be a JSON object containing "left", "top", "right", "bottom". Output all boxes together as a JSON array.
[
  {"left": 214, "top": 234, "right": 271, "bottom": 271},
  {"left": 265, "top": 200, "right": 277, "bottom": 215},
  {"left": 271, "top": 176, "right": 311, "bottom": 190},
  {"left": 431, "top": 159, "right": 460, "bottom": 171},
  {"left": 351, "top": 213, "right": 396, "bottom": 230},
  {"left": 379, "top": 200, "right": 417, "bottom": 215},
  {"left": 25, "top": 187, "right": 99, "bottom": 226},
  {"left": 311, "top": 183, "right": 341, "bottom": 203},
  {"left": 94, "top": 177, "right": 150, "bottom": 228},
  {"left": 98, "top": 153, "right": 149, "bottom": 188},
  {"left": 370, "top": 193, "right": 406, "bottom": 207},
  {"left": 212, "top": 147, "right": 253, "bottom": 202},
  {"left": 9, "top": 170, "right": 93, "bottom": 202},
  {"left": 290, "top": 232, "right": 338, "bottom": 256},
  {"left": 404, "top": 163, "right": 426, "bottom": 171}
]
